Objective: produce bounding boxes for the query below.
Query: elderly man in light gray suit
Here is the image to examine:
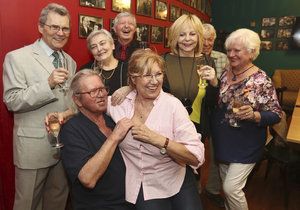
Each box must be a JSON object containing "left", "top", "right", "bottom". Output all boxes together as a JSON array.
[{"left": 3, "top": 3, "right": 76, "bottom": 210}]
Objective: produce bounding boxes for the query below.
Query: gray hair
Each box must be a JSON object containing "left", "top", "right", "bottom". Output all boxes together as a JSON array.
[
  {"left": 225, "top": 28, "right": 261, "bottom": 61},
  {"left": 203, "top": 23, "right": 217, "bottom": 40},
  {"left": 113, "top": 12, "right": 137, "bottom": 30},
  {"left": 39, "top": 3, "right": 70, "bottom": 25},
  {"left": 86, "top": 29, "right": 114, "bottom": 50}
]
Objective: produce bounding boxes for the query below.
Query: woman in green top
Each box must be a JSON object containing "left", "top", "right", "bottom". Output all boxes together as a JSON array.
[{"left": 163, "top": 14, "right": 218, "bottom": 139}]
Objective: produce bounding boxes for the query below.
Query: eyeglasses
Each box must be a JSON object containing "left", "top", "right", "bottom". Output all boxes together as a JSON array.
[
  {"left": 138, "top": 72, "right": 164, "bottom": 81},
  {"left": 42, "top": 23, "right": 70, "bottom": 34},
  {"left": 76, "top": 87, "right": 109, "bottom": 98}
]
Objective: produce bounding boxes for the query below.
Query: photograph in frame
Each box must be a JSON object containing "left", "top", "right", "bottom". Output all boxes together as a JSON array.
[
  {"left": 112, "top": 0, "right": 131, "bottom": 12},
  {"left": 276, "top": 40, "right": 289, "bottom": 50},
  {"left": 260, "top": 29, "right": 275, "bottom": 39},
  {"left": 151, "top": 26, "right": 164, "bottom": 43},
  {"left": 137, "top": 23, "right": 150, "bottom": 42},
  {"left": 164, "top": 27, "right": 170, "bottom": 48},
  {"left": 79, "top": 14, "right": 103, "bottom": 38},
  {"left": 170, "top": 4, "right": 181, "bottom": 22},
  {"left": 136, "top": 0, "right": 152, "bottom": 17},
  {"left": 261, "top": 17, "right": 276, "bottom": 27},
  {"left": 80, "top": 0, "right": 105, "bottom": 9},
  {"left": 279, "top": 16, "right": 296, "bottom": 27},
  {"left": 261, "top": 41, "right": 273, "bottom": 51},
  {"left": 277, "top": 28, "right": 293, "bottom": 38},
  {"left": 155, "top": 0, "right": 168, "bottom": 20},
  {"left": 110, "top": 18, "right": 117, "bottom": 40}
]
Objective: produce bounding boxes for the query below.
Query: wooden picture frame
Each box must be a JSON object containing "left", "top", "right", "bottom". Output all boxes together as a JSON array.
[
  {"left": 279, "top": 16, "right": 296, "bottom": 27},
  {"left": 80, "top": 0, "right": 105, "bottom": 9},
  {"left": 262, "top": 17, "right": 276, "bottom": 27},
  {"left": 151, "top": 26, "right": 164, "bottom": 43},
  {"left": 260, "top": 29, "right": 275, "bottom": 39},
  {"left": 136, "top": 0, "right": 152, "bottom": 17},
  {"left": 261, "top": 41, "right": 273, "bottom": 51},
  {"left": 155, "top": 0, "right": 168, "bottom": 20},
  {"left": 79, "top": 14, "right": 103, "bottom": 38},
  {"left": 112, "top": 0, "right": 131, "bottom": 12},
  {"left": 170, "top": 4, "right": 181, "bottom": 22}
]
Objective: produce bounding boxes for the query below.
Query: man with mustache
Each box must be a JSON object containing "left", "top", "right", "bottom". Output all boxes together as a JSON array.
[
  {"left": 113, "top": 12, "right": 141, "bottom": 62},
  {"left": 3, "top": 3, "right": 76, "bottom": 210}
]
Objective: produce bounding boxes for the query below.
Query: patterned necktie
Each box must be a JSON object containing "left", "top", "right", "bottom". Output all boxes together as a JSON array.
[{"left": 52, "top": 51, "right": 62, "bottom": 68}]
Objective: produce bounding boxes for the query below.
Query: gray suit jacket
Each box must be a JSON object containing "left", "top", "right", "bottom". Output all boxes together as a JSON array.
[{"left": 3, "top": 40, "right": 77, "bottom": 169}]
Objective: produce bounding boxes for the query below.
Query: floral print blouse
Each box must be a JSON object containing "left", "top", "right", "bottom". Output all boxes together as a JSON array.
[{"left": 218, "top": 68, "right": 282, "bottom": 125}]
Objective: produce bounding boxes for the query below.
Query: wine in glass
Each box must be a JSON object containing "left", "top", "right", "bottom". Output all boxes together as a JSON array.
[
  {"left": 230, "top": 97, "right": 244, "bottom": 128},
  {"left": 196, "top": 64, "right": 207, "bottom": 88},
  {"left": 48, "top": 115, "right": 64, "bottom": 148}
]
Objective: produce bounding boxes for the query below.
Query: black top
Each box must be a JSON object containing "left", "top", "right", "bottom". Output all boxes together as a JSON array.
[
  {"left": 60, "top": 112, "right": 135, "bottom": 210},
  {"left": 113, "top": 39, "right": 141, "bottom": 62},
  {"left": 80, "top": 60, "right": 128, "bottom": 94}
]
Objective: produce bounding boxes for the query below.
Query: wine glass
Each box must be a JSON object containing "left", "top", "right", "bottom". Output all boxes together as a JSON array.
[
  {"left": 196, "top": 64, "right": 207, "bottom": 88},
  {"left": 59, "top": 56, "right": 69, "bottom": 93},
  {"left": 230, "top": 97, "right": 244, "bottom": 128},
  {"left": 48, "top": 115, "right": 64, "bottom": 148}
]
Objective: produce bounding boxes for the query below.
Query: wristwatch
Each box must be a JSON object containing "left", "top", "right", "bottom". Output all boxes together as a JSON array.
[{"left": 160, "top": 137, "right": 169, "bottom": 155}]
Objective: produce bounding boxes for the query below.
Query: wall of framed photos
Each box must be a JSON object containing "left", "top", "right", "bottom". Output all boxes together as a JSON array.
[
  {"left": 212, "top": 0, "right": 300, "bottom": 76},
  {"left": 0, "top": 1, "right": 211, "bottom": 210}
]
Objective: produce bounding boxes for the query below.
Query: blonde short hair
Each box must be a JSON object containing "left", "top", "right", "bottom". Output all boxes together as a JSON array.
[
  {"left": 168, "top": 14, "right": 204, "bottom": 55},
  {"left": 128, "top": 49, "right": 165, "bottom": 88},
  {"left": 225, "top": 28, "right": 261, "bottom": 61}
]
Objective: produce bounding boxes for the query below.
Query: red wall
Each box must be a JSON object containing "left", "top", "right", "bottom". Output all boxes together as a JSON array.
[{"left": 0, "top": 1, "right": 209, "bottom": 210}]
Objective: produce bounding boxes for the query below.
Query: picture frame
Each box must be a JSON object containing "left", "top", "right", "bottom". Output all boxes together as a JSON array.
[
  {"left": 261, "top": 41, "right": 273, "bottom": 51},
  {"left": 164, "top": 27, "right": 170, "bottom": 48},
  {"left": 276, "top": 40, "right": 289, "bottom": 50},
  {"left": 277, "top": 28, "right": 293, "bottom": 38},
  {"left": 261, "top": 17, "right": 276, "bottom": 27},
  {"left": 260, "top": 29, "right": 275, "bottom": 39},
  {"left": 169, "top": 5, "right": 181, "bottom": 22},
  {"left": 112, "top": 0, "right": 131, "bottom": 12},
  {"left": 151, "top": 26, "right": 164, "bottom": 43},
  {"left": 279, "top": 16, "right": 296, "bottom": 27},
  {"left": 79, "top": 0, "right": 105, "bottom": 9},
  {"left": 136, "top": 0, "right": 152, "bottom": 17},
  {"left": 137, "top": 23, "right": 150, "bottom": 42},
  {"left": 155, "top": 0, "right": 168, "bottom": 20},
  {"left": 79, "top": 14, "right": 103, "bottom": 38},
  {"left": 109, "top": 18, "right": 117, "bottom": 40}
]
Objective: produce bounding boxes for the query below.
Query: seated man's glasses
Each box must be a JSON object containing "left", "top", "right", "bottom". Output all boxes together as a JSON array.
[
  {"left": 76, "top": 87, "right": 109, "bottom": 98},
  {"left": 42, "top": 23, "right": 71, "bottom": 34}
]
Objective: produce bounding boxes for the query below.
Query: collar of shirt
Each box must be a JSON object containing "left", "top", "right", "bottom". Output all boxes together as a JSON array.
[
  {"left": 126, "top": 89, "right": 163, "bottom": 106},
  {"left": 38, "top": 39, "right": 62, "bottom": 61}
]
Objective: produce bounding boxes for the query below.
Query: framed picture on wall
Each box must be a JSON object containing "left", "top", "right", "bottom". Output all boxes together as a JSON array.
[
  {"left": 164, "top": 27, "right": 170, "bottom": 48},
  {"left": 279, "top": 16, "right": 296, "bottom": 27},
  {"left": 112, "top": 0, "right": 131, "bottom": 12},
  {"left": 261, "top": 41, "right": 273, "bottom": 51},
  {"left": 151, "top": 26, "right": 164, "bottom": 43},
  {"left": 261, "top": 17, "right": 276, "bottom": 27},
  {"left": 79, "top": 0, "right": 105, "bottom": 9},
  {"left": 109, "top": 18, "right": 117, "bottom": 40},
  {"left": 136, "top": 0, "right": 152, "bottom": 17},
  {"left": 79, "top": 14, "right": 103, "bottom": 38},
  {"left": 260, "top": 29, "right": 275, "bottom": 39},
  {"left": 170, "top": 5, "right": 181, "bottom": 22},
  {"left": 277, "top": 28, "right": 293, "bottom": 38},
  {"left": 137, "top": 23, "right": 150, "bottom": 42},
  {"left": 155, "top": 0, "right": 168, "bottom": 20},
  {"left": 276, "top": 40, "right": 289, "bottom": 50}
]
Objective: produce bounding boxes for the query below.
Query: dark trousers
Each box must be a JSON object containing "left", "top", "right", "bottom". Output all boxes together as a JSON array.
[{"left": 135, "top": 167, "right": 203, "bottom": 210}]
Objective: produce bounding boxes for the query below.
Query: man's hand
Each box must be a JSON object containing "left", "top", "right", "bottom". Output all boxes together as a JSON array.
[
  {"left": 48, "top": 68, "right": 69, "bottom": 89},
  {"left": 110, "top": 118, "right": 133, "bottom": 143}
]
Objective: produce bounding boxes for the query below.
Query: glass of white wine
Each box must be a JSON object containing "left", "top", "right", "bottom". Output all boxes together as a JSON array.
[
  {"left": 48, "top": 115, "right": 64, "bottom": 148},
  {"left": 230, "top": 97, "right": 244, "bottom": 128},
  {"left": 196, "top": 64, "right": 207, "bottom": 88}
]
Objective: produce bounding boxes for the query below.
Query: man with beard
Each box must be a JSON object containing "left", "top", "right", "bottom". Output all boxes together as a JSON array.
[
  {"left": 3, "top": 3, "right": 76, "bottom": 210},
  {"left": 113, "top": 12, "right": 141, "bottom": 62}
]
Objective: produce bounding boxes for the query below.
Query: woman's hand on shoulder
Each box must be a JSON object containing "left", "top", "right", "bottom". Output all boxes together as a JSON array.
[{"left": 111, "top": 86, "right": 132, "bottom": 106}]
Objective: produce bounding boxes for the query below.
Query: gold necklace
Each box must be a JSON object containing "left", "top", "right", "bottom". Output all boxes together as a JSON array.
[{"left": 100, "top": 68, "right": 116, "bottom": 81}]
